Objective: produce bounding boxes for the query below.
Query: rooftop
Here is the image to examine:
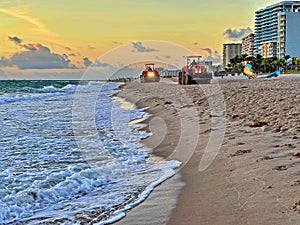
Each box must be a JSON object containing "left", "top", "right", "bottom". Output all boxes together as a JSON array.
[{"left": 256, "top": 1, "right": 300, "bottom": 13}]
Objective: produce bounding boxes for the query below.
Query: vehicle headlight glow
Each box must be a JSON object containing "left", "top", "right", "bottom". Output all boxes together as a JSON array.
[{"left": 148, "top": 72, "right": 155, "bottom": 77}]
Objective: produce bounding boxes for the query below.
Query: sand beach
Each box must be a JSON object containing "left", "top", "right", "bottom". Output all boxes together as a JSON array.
[{"left": 116, "top": 76, "right": 300, "bottom": 225}]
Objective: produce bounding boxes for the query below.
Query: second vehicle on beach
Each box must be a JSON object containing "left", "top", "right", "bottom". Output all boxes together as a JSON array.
[{"left": 178, "top": 56, "right": 213, "bottom": 85}]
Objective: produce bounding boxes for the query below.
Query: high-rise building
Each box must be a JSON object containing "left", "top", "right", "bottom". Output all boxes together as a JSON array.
[
  {"left": 242, "top": 33, "right": 255, "bottom": 56},
  {"left": 255, "top": 1, "right": 300, "bottom": 58},
  {"left": 278, "top": 12, "right": 300, "bottom": 58},
  {"left": 223, "top": 43, "right": 242, "bottom": 68}
]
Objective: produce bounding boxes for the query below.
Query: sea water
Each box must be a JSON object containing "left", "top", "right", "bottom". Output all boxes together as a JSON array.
[{"left": 0, "top": 81, "right": 180, "bottom": 224}]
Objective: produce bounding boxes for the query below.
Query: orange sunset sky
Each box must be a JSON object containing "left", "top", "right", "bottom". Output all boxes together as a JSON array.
[{"left": 0, "top": 0, "right": 284, "bottom": 76}]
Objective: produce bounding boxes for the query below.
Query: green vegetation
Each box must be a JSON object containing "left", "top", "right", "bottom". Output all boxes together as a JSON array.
[
  {"left": 291, "top": 57, "right": 300, "bottom": 65},
  {"left": 226, "top": 54, "right": 300, "bottom": 74},
  {"left": 226, "top": 54, "right": 289, "bottom": 74},
  {"left": 283, "top": 70, "right": 300, "bottom": 74}
]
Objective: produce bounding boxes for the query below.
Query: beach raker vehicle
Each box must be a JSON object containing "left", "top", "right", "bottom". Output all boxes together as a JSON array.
[
  {"left": 140, "top": 63, "right": 160, "bottom": 83},
  {"left": 178, "top": 56, "right": 212, "bottom": 85}
]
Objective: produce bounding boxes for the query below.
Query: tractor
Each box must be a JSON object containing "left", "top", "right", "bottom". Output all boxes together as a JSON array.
[
  {"left": 140, "top": 63, "right": 160, "bottom": 83},
  {"left": 178, "top": 56, "right": 212, "bottom": 85}
]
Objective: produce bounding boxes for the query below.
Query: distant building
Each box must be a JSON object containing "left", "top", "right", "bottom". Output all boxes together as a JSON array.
[
  {"left": 255, "top": 1, "right": 300, "bottom": 58},
  {"left": 223, "top": 43, "right": 242, "bottom": 68},
  {"left": 242, "top": 33, "right": 255, "bottom": 56}
]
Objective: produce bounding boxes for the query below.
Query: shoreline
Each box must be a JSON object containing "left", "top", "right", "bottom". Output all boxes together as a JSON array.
[
  {"left": 114, "top": 80, "right": 188, "bottom": 225},
  {"left": 111, "top": 94, "right": 185, "bottom": 225},
  {"left": 115, "top": 77, "right": 300, "bottom": 225}
]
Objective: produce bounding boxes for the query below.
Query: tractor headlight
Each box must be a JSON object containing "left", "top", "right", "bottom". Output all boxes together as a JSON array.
[{"left": 148, "top": 72, "right": 155, "bottom": 77}]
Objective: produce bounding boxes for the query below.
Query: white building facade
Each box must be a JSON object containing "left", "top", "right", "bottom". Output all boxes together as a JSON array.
[{"left": 255, "top": 1, "right": 300, "bottom": 58}]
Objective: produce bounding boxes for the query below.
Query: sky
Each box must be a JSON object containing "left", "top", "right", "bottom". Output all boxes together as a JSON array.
[{"left": 0, "top": 0, "right": 283, "bottom": 78}]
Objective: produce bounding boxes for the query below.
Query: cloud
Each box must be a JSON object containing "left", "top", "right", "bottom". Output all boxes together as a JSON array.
[
  {"left": 8, "top": 35, "right": 43, "bottom": 52},
  {"left": 5, "top": 36, "right": 75, "bottom": 69},
  {"left": 201, "top": 47, "right": 222, "bottom": 65},
  {"left": 83, "top": 57, "right": 92, "bottom": 67},
  {"left": 0, "top": 56, "right": 12, "bottom": 67},
  {"left": 223, "top": 27, "right": 252, "bottom": 40},
  {"left": 88, "top": 45, "right": 95, "bottom": 50},
  {"left": 201, "top": 48, "right": 213, "bottom": 56},
  {"left": 214, "top": 51, "right": 221, "bottom": 57},
  {"left": 112, "top": 41, "right": 123, "bottom": 45},
  {"left": 1, "top": 8, "right": 81, "bottom": 57},
  {"left": 155, "top": 56, "right": 162, "bottom": 60},
  {"left": 8, "top": 36, "right": 22, "bottom": 44},
  {"left": 93, "top": 60, "right": 113, "bottom": 68},
  {"left": 0, "top": 8, "right": 47, "bottom": 33},
  {"left": 131, "top": 42, "right": 157, "bottom": 53},
  {"left": 24, "top": 43, "right": 48, "bottom": 52},
  {"left": 10, "top": 50, "right": 73, "bottom": 69}
]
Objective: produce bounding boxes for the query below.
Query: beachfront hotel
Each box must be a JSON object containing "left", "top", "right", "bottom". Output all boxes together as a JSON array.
[
  {"left": 242, "top": 33, "right": 255, "bottom": 57},
  {"left": 255, "top": 1, "right": 300, "bottom": 58},
  {"left": 223, "top": 43, "right": 242, "bottom": 68}
]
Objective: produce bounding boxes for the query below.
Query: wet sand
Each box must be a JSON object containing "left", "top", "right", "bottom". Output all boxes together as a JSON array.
[{"left": 116, "top": 77, "right": 300, "bottom": 225}]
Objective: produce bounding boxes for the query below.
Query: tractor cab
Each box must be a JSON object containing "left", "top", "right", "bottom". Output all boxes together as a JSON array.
[
  {"left": 185, "top": 56, "right": 207, "bottom": 75},
  {"left": 145, "top": 64, "right": 155, "bottom": 71}
]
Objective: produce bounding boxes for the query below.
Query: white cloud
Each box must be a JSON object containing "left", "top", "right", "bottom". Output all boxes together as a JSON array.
[
  {"left": 131, "top": 42, "right": 157, "bottom": 53},
  {"left": 4, "top": 36, "right": 76, "bottom": 69},
  {"left": 223, "top": 27, "right": 253, "bottom": 40},
  {"left": 0, "top": 8, "right": 50, "bottom": 34}
]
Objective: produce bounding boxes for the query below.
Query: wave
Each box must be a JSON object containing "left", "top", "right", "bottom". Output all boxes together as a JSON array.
[
  {"left": 0, "top": 80, "right": 81, "bottom": 94},
  {"left": 0, "top": 81, "right": 181, "bottom": 224},
  {"left": 0, "top": 81, "right": 79, "bottom": 105}
]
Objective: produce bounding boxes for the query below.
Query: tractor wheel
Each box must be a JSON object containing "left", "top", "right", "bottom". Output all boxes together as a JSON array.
[
  {"left": 184, "top": 74, "right": 189, "bottom": 85},
  {"left": 182, "top": 74, "right": 185, "bottom": 85},
  {"left": 178, "top": 72, "right": 182, "bottom": 85}
]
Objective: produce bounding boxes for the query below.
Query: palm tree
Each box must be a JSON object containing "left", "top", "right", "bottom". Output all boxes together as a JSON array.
[
  {"left": 239, "top": 54, "right": 248, "bottom": 63},
  {"left": 284, "top": 55, "right": 291, "bottom": 61},
  {"left": 269, "top": 57, "right": 277, "bottom": 72},
  {"left": 261, "top": 58, "right": 270, "bottom": 73},
  {"left": 229, "top": 58, "right": 236, "bottom": 69},
  {"left": 236, "top": 63, "right": 244, "bottom": 74},
  {"left": 279, "top": 58, "right": 287, "bottom": 71},
  {"left": 253, "top": 54, "right": 263, "bottom": 73},
  {"left": 292, "top": 57, "right": 298, "bottom": 65},
  {"left": 272, "top": 60, "right": 279, "bottom": 71}
]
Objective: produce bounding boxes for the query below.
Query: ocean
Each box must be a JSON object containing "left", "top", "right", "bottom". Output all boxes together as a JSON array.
[{"left": 0, "top": 81, "right": 180, "bottom": 224}]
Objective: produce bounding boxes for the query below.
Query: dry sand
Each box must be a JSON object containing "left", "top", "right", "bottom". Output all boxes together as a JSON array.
[{"left": 115, "top": 77, "right": 300, "bottom": 225}]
